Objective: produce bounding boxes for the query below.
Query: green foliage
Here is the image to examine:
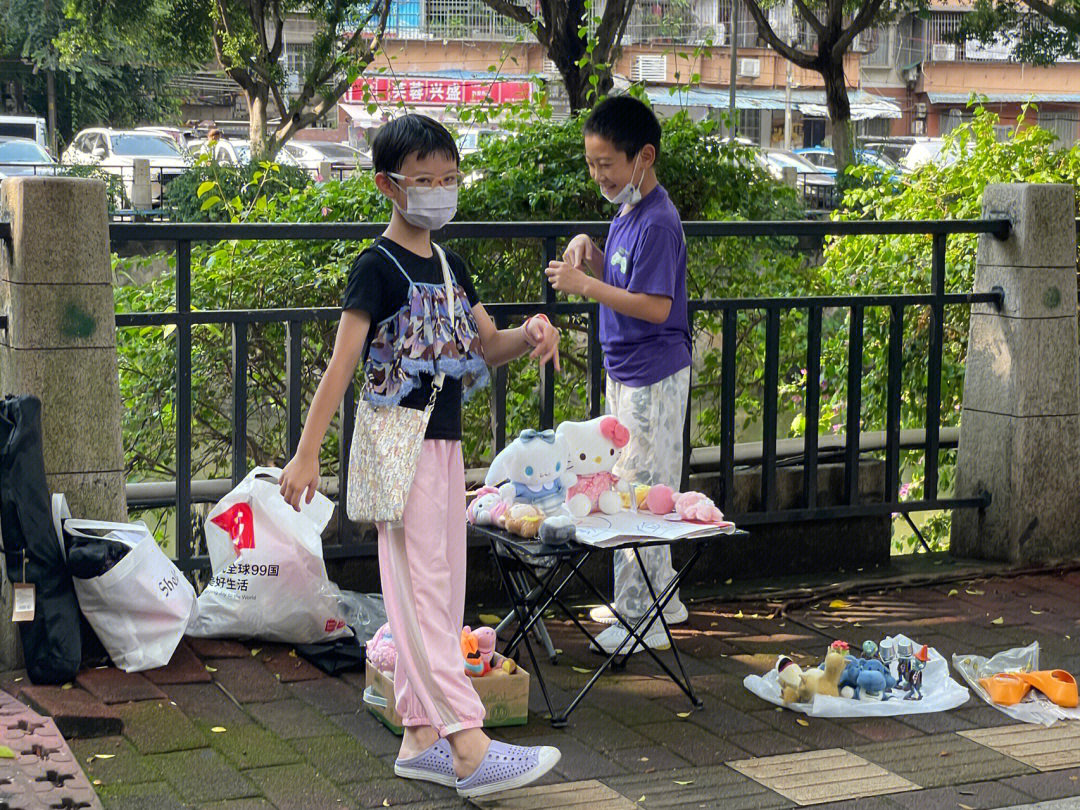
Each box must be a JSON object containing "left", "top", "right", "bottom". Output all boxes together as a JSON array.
[
  {"left": 955, "top": 0, "right": 1080, "bottom": 65},
  {"left": 56, "top": 163, "right": 131, "bottom": 211},
  {"left": 166, "top": 157, "right": 313, "bottom": 222}
]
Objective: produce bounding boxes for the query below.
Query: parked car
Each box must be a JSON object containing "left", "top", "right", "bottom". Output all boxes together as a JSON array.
[
  {"left": 794, "top": 146, "right": 906, "bottom": 185},
  {"left": 899, "top": 138, "right": 970, "bottom": 171},
  {"left": 0, "top": 137, "right": 58, "bottom": 178},
  {"left": 211, "top": 139, "right": 302, "bottom": 167},
  {"left": 0, "top": 115, "right": 48, "bottom": 149},
  {"left": 136, "top": 126, "right": 193, "bottom": 153},
  {"left": 282, "top": 140, "right": 370, "bottom": 174},
  {"left": 763, "top": 149, "right": 838, "bottom": 209},
  {"left": 62, "top": 128, "right": 189, "bottom": 206}
]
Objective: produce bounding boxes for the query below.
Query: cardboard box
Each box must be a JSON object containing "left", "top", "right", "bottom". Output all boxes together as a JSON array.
[{"left": 363, "top": 654, "right": 530, "bottom": 735}]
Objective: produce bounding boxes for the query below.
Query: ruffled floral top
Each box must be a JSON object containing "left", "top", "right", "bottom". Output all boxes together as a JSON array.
[{"left": 363, "top": 244, "right": 490, "bottom": 406}]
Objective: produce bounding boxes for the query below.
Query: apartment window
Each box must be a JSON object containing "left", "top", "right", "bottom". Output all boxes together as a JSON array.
[
  {"left": 1039, "top": 111, "right": 1078, "bottom": 147},
  {"left": 940, "top": 108, "right": 970, "bottom": 135}
]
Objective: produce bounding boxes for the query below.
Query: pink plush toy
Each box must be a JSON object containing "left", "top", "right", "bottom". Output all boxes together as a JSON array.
[
  {"left": 367, "top": 622, "right": 397, "bottom": 673},
  {"left": 674, "top": 491, "right": 726, "bottom": 524},
  {"left": 557, "top": 416, "right": 631, "bottom": 517},
  {"left": 466, "top": 486, "right": 508, "bottom": 527}
]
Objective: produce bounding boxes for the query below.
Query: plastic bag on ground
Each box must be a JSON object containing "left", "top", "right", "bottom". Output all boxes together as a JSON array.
[
  {"left": 336, "top": 590, "right": 387, "bottom": 642},
  {"left": 952, "top": 641, "right": 1080, "bottom": 726},
  {"left": 187, "top": 467, "right": 351, "bottom": 644}
]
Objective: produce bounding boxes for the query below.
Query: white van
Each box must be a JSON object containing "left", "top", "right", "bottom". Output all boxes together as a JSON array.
[{"left": 0, "top": 116, "right": 47, "bottom": 150}]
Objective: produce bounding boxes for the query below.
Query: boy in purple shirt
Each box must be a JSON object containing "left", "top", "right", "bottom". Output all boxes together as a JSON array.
[{"left": 546, "top": 96, "right": 691, "bottom": 654}]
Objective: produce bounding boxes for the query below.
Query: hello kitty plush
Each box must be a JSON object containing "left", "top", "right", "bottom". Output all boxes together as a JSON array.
[
  {"left": 466, "top": 486, "right": 507, "bottom": 527},
  {"left": 556, "top": 416, "right": 631, "bottom": 518},
  {"left": 485, "top": 429, "right": 577, "bottom": 514}
]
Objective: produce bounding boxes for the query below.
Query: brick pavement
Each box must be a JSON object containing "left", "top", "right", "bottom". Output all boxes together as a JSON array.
[{"left": 0, "top": 564, "right": 1076, "bottom": 810}]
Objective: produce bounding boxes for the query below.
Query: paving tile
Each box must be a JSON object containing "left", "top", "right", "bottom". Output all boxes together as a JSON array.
[
  {"left": 287, "top": 678, "right": 366, "bottom": 716},
  {"left": 345, "top": 776, "right": 438, "bottom": 807},
  {"left": 663, "top": 698, "right": 769, "bottom": 737},
  {"left": 161, "top": 682, "right": 250, "bottom": 726},
  {"left": 727, "top": 748, "right": 919, "bottom": 806},
  {"left": 837, "top": 717, "right": 924, "bottom": 743},
  {"left": 115, "top": 700, "right": 206, "bottom": 755},
  {"left": 147, "top": 747, "right": 259, "bottom": 803},
  {"left": 143, "top": 641, "right": 213, "bottom": 685},
  {"left": 727, "top": 728, "right": 808, "bottom": 757},
  {"left": 243, "top": 697, "right": 333, "bottom": 739},
  {"left": 603, "top": 764, "right": 791, "bottom": 810},
  {"left": 196, "top": 800, "right": 277, "bottom": 810},
  {"left": 95, "top": 780, "right": 188, "bottom": 810},
  {"left": 550, "top": 707, "right": 651, "bottom": 752},
  {"left": 69, "top": 735, "right": 158, "bottom": 787},
  {"left": 206, "top": 658, "right": 287, "bottom": 704},
  {"left": 198, "top": 721, "right": 303, "bottom": 770},
  {"left": 186, "top": 638, "right": 251, "bottom": 659},
  {"left": 287, "top": 734, "right": 394, "bottom": 784},
  {"left": 886, "top": 779, "right": 1037, "bottom": 810},
  {"left": 327, "top": 710, "right": 402, "bottom": 758},
  {"left": 257, "top": 650, "right": 326, "bottom": 683},
  {"left": 471, "top": 779, "right": 638, "bottom": 809},
  {"left": 1000, "top": 767, "right": 1080, "bottom": 801},
  {"left": 749, "top": 708, "right": 873, "bottom": 750},
  {"left": 76, "top": 668, "right": 168, "bottom": 704},
  {"left": 18, "top": 684, "right": 122, "bottom": 738},
  {"left": 852, "top": 732, "right": 1034, "bottom": 788},
  {"left": 634, "top": 720, "right": 752, "bottom": 765},
  {"left": 960, "top": 723, "right": 1080, "bottom": 771},
  {"left": 504, "top": 734, "right": 628, "bottom": 781},
  {"left": 895, "top": 708, "right": 978, "bottom": 734},
  {"left": 605, "top": 744, "right": 692, "bottom": 773},
  {"left": 807, "top": 798, "right": 908, "bottom": 810},
  {"left": 243, "top": 762, "right": 351, "bottom": 810}
]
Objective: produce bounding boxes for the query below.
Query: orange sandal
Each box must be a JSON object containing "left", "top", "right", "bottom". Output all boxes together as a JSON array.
[
  {"left": 979, "top": 672, "right": 1031, "bottom": 706},
  {"left": 1017, "top": 670, "right": 1079, "bottom": 708}
]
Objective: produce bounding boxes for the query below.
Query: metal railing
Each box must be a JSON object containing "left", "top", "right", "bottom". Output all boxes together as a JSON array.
[{"left": 93, "top": 218, "right": 1011, "bottom": 570}]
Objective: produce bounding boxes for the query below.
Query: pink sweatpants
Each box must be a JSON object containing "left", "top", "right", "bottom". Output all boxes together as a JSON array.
[{"left": 377, "top": 439, "right": 485, "bottom": 736}]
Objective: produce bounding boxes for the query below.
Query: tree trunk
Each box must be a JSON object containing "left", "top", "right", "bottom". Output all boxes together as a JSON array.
[
  {"left": 822, "top": 59, "right": 855, "bottom": 176},
  {"left": 247, "top": 89, "right": 270, "bottom": 161}
]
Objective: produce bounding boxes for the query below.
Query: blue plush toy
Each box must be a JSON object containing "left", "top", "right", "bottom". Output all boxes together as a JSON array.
[{"left": 839, "top": 655, "right": 897, "bottom": 700}]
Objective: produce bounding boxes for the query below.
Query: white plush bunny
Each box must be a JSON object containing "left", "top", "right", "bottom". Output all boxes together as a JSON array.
[
  {"left": 556, "top": 416, "right": 630, "bottom": 518},
  {"left": 485, "top": 429, "right": 577, "bottom": 515}
]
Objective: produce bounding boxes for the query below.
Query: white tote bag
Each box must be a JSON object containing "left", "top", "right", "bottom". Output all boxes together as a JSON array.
[
  {"left": 187, "top": 466, "right": 351, "bottom": 644},
  {"left": 58, "top": 504, "right": 197, "bottom": 673}
]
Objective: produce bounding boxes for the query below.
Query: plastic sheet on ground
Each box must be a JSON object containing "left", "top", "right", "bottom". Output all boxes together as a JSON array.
[
  {"left": 952, "top": 641, "right": 1080, "bottom": 727},
  {"left": 743, "top": 634, "right": 970, "bottom": 717}
]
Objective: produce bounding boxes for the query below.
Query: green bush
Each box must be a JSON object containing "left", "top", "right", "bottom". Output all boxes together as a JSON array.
[{"left": 164, "top": 158, "right": 312, "bottom": 222}]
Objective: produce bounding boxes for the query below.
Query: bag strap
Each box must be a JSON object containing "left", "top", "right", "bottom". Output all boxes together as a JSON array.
[{"left": 375, "top": 243, "right": 415, "bottom": 286}]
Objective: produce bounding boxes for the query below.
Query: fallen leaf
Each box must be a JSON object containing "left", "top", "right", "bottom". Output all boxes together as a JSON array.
[
  {"left": 735, "top": 610, "right": 744, "bottom": 618},
  {"left": 966, "top": 589, "right": 985, "bottom": 596},
  {"left": 13, "top": 677, "right": 21, "bottom": 683},
  {"left": 250, "top": 648, "right": 261, "bottom": 656},
  {"left": 92, "top": 779, "right": 101, "bottom": 786},
  {"left": 939, "top": 751, "right": 950, "bottom": 757},
  {"left": 710, "top": 622, "right": 718, "bottom": 627},
  {"left": 674, "top": 779, "right": 694, "bottom": 785},
  {"left": 959, "top": 804, "right": 975, "bottom": 810},
  {"left": 796, "top": 718, "right": 809, "bottom": 726},
  {"left": 0, "top": 746, "right": 13, "bottom": 759},
  {"left": 991, "top": 617, "right": 1004, "bottom": 625},
  {"left": 571, "top": 666, "right": 591, "bottom": 674},
  {"left": 947, "top": 589, "right": 958, "bottom": 597},
  {"left": 828, "top": 599, "right": 851, "bottom": 609},
  {"left": 637, "top": 796, "right": 646, "bottom": 803},
  {"left": 676, "top": 711, "right": 692, "bottom": 718},
  {"left": 1030, "top": 609, "right": 1043, "bottom": 615},
  {"left": 288, "top": 649, "right": 297, "bottom": 658},
  {"left": 61, "top": 683, "right": 73, "bottom": 690},
  {"left": 210, "top": 727, "right": 227, "bottom": 733},
  {"left": 205, "top": 666, "right": 217, "bottom": 673},
  {"left": 958, "top": 789, "right": 975, "bottom": 795},
  {"left": 639, "top": 756, "right": 649, "bottom": 762},
  {"left": 479, "top": 613, "right": 502, "bottom": 625},
  {"left": 382, "top": 800, "right": 390, "bottom": 807},
  {"left": 92, "top": 754, "right": 115, "bottom": 760},
  {"left": 853, "top": 622, "right": 862, "bottom": 627},
  {"left": 724, "top": 578, "right": 733, "bottom": 585}
]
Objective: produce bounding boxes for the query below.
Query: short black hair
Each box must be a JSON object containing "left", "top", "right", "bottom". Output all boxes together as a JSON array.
[
  {"left": 583, "top": 96, "right": 662, "bottom": 160},
  {"left": 371, "top": 114, "right": 459, "bottom": 175}
]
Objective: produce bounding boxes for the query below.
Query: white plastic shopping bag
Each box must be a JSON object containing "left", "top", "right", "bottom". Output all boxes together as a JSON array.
[
  {"left": 56, "top": 497, "right": 197, "bottom": 673},
  {"left": 187, "top": 466, "right": 351, "bottom": 644}
]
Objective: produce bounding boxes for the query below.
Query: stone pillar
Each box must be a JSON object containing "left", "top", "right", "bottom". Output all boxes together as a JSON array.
[
  {"left": 952, "top": 183, "right": 1080, "bottom": 563},
  {"left": 0, "top": 177, "right": 126, "bottom": 522},
  {"left": 318, "top": 160, "right": 333, "bottom": 182},
  {"left": 131, "top": 158, "right": 151, "bottom": 210}
]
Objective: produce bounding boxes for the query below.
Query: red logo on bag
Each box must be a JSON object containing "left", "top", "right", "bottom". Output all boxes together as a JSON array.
[
  {"left": 325, "top": 619, "right": 345, "bottom": 633},
  {"left": 211, "top": 503, "right": 255, "bottom": 555}
]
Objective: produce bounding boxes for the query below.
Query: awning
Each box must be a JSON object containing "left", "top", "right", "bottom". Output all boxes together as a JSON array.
[
  {"left": 926, "top": 92, "right": 1080, "bottom": 105},
  {"left": 645, "top": 87, "right": 902, "bottom": 119}
]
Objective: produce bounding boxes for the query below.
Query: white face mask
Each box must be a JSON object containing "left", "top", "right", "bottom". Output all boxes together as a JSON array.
[
  {"left": 388, "top": 173, "right": 458, "bottom": 231},
  {"left": 602, "top": 153, "right": 644, "bottom": 206}
]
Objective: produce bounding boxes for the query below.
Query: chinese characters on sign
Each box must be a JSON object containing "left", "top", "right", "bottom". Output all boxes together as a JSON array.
[{"left": 346, "top": 76, "right": 532, "bottom": 106}]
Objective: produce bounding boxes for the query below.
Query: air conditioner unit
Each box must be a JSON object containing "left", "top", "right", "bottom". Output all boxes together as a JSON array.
[
  {"left": 737, "top": 58, "right": 761, "bottom": 78},
  {"left": 631, "top": 54, "right": 668, "bottom": 83},
  {"left": 915, "top": 102, "right": 928, "bottom": 117},
  {"left": 931, "top": 43, "right": 956, "bottom": 61}
]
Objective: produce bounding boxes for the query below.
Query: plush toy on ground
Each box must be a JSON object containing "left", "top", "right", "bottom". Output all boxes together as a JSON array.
[
  {"left": 461, "top": 625, "right": 496, "bottom": 677},
  {"left": 367, "top": 623, "right": 397, "bottom": 673},
  {"left": 798, "top": 649, "right": 846, "bottom": 700},
  {"left": 617, "top": 484, "right": 727, "bottom": 525},
  {"left": 776, "top": 655, "right": 805, "bottom": 704},
  {"left": 839, "top": 654, "right": 899, "bottom": 700},
  {"left": 466, "top": 486, "right": 507, "bottom": 527},
  {"left": 556, "top": 416, "right": 630, "bottom": 518}
]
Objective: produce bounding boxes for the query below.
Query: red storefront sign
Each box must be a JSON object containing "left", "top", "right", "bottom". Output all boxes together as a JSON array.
[{"left": 345, "top": 76, "right": 532, "bottom": 106}]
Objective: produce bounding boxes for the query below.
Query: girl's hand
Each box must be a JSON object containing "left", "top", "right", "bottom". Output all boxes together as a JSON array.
[
  {"left": 545, "top": 260, "right": 592, "bottom": 297},
  {"left": 524, "top": 314, "right": 561, "bottom": 372},
  {"left": 279, "top": 451, "right": 320, "bottom": 511}
]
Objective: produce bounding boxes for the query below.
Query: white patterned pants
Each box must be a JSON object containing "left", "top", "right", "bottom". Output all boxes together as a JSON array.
[{"left": 607, "top": 366, "right": 691, "bottom": 621}]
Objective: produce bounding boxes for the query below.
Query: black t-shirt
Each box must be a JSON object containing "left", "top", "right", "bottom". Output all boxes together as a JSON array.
[{"left": 343, "top": 237, "right": 482, "bottom": 440}]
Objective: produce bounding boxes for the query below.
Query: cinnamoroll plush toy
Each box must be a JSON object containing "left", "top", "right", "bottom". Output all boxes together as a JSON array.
[
  {"left": 485, "top": 429, "right": 577, "bottom": 514},
  {"left": 556, "top": 416, "right": 630, "bottom": 518}
]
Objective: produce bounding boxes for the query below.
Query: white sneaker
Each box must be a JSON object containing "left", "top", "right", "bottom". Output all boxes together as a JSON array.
[
  {"left": 588, "top": 602, "right": 688, "bottom": 626},
  {"left": 589, "top": 622, "right": 671, "bottom": 655}
]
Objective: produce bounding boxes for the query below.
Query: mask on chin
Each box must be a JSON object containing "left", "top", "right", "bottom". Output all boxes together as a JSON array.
[{"left": 601, "top": 153, "right": 644, "bottom": 206}]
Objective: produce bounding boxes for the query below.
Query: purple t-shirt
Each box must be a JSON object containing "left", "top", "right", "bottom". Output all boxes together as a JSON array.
[{"left": 599, "top": 184, "right": 691, "bottom": 386}]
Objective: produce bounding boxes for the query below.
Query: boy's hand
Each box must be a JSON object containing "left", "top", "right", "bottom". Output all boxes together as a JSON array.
[
  {"left": 279, "top": 451, "right": 320, "bottom": 512},
  {"left": 524, "top": 314, "right": 562, "bottom": 372},
  {"left": 545, "top": 260, "right": 592, "bottom": 297},
  {"left": 563, "top": 234, "right": 598, "bottom": 270}
]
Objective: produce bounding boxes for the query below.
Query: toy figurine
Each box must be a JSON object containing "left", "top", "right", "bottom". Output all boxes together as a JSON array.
[
  {"left": 878, "top": 638, "right": 897, "bottom": 674},
  {"left": 904, "top": 645, "right": 929, "bottom": 700},
  {"left": 861, "top": 640, "right": 879, "bottom": 660},
  {"left": 896, "top": 639, "right": 914, "bottom": 689}
]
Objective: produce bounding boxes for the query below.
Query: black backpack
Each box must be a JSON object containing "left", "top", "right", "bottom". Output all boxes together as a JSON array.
[{"left": 0, "top": 396, "right": 82, "bottom": 684}]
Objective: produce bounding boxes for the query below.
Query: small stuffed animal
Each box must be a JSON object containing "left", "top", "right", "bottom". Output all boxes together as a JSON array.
[
  {"left": 557, "top": 416, "right": 630, "bottom": 518},
  {"left": 367, "top": 623, "right": 397, "bottom": 673},
  {"left": 538, "top": 513, "right": 576, "bottom": 548},
  {"left": 673, "top": 491, "right": 726, "bottom": 524},
  {"left": 486, "top": 429, "right": 577, "bottom": 514},
  {"left": 797, "top": 649, "right": 846, "bottom": 700},
  {"left": 502, "top": 503, "right": 544, "bottom": 538},
  {"left": 461, "top": 626, "right": 495, "bottom": 677},
  {"left": 776, "top": 655, "right": 805, "bottom": 704},
  {"left": 857, "top": 659, "right": 895, "bottom": 701},
  {"left": 466, "top": 486, "right": 507, "bottom": 527}
]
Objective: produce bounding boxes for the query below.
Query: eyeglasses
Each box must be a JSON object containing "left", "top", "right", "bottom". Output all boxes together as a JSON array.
[{"left": 387, "top": 171, "right": 463, "bottom": 189}]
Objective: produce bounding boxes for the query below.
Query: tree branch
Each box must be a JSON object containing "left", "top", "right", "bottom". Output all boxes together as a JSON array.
[
  {"left": 833, "top": 0, "right": 889, "bottom": 59},
  {"left": 791, "top": 0, "right": 826, "bottom": 39},
  {"left": 1022, "top": 0, "right": 1080, "bottom": 31},
  {"left": 739, "top": 0, "right": 817, "bottom": 69},
  {"left": 480, "top": 0, "right": 546, "bottom": 43},
  {"left": 595, "top": 0, "right": 632, "bottom": 61}
]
